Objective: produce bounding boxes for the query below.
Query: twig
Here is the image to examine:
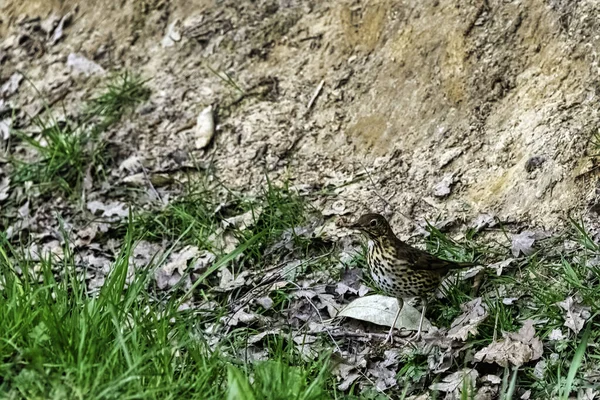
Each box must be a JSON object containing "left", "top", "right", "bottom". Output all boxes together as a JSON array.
[
  {"left": 327, "top": 329, "right": 412, "bottom": 343},
  {"left": 139, "top": 161, "right": 164, "bottom": 205},
  {"left": 305, "top": 79, "right": 324, "bottom": 114}
]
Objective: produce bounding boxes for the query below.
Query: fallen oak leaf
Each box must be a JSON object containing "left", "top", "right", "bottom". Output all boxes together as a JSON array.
[
  {"left": 511, "top": 231, "right": 536, "bottom": 257},
  {"left": 447, "top": 297, "right": 488, "bottom": 341},
  {"left": 155, "top": 246, "right": 213, "bottom": 290},
  {"left": 488, "top": 258, "right": 515, "bottom": 276},
  {"left": 429, "top": 368, "right": 479, "bottom": 393},
  {"left": 216, "top": 268, "right": 251, "bottom": 292},
  {"left": 87, "top": 200, "right": 129, "bottom": 219},
  {"left": 511, "top": 231, "right": 550, "bottom": 257},
  {"left": 474, "top": 319, "right": 543, "bottom": 367},
  {"left": 556, "top": 296, "right": 591, "bottom": 334}
]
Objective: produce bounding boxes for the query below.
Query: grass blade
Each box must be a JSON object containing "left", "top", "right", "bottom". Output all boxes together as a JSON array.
[{"left": 561, "top": 323, "right": 591, "bottom": 400}]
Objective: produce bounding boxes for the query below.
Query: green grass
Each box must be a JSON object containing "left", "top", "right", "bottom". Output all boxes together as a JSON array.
[
  {"left": 9, "top": 71, "right": 150, "bottom": 197},
  {"left": 380, "top": 220, "right": 600, "bottom": 399},
  {"left": 227, "top": 359, "right": 330, "bottom": 400},
  {"left": 0, "top": 224, "right": 332, "bottom": 399},
  {"left": 589, "top": 130, "right": 600, "bottom": 158},
  {"left": 85, "top": 71, "right": 151, "bottom": 129},
  {"left": 133, "top": 176, "right": 311, "bottom": 263},
  {"left": 560, "top": 324, "right": 590, "bottom": 400},
  {"left": 5, "top": 99, "right": 600, "bottom": 399},
  {"left": 4, "top": 194, "right": 600, "bottom": 398},
  {"left": 11, "top": 118, "right": 100, "bottom": 195},
  {"left": 132, "top": 179, "right": 222, "bottom": 251}
]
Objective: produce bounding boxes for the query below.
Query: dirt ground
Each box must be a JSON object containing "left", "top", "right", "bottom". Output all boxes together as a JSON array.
[{"left": 2, "top": 0, "right": 600, "bottom": 234}]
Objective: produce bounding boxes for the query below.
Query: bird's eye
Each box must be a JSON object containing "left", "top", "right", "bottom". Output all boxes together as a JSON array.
[{"left": 369, "top": 219, "right": 378, "bottom": 227}]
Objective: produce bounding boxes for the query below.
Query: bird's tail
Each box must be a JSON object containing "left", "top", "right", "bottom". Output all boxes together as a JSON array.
[{"left": 450, "top": 261, "right": 478, "bottom": 270}]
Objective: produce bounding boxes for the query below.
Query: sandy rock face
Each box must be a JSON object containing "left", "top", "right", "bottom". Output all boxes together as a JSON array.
[{"left": 1, "top": 0, "right": 599, "bottom": 230}]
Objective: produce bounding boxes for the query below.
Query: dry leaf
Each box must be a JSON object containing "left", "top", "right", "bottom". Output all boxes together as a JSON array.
[
  {"left": 336, "top": 267, "right": 362, "bottom": 296},
  {"left": 87, "top": 200, "right": 129, "bottom": 219},
  {"left": 130, "top": 241, "right": 164, "bottom": 269},
  {"left": 75, "top": 224, "right": 100, "bottom": 247},
  {"left": 533, "top": 360, "right": 546, "bottom": 380},
  {"left": 488, "top": 259, "right": 514, "bottom": 276},
  {"left": 338, "top": 295, "right": 432, "bottom": 332},
  {"left": 322, "top": 199, "right": 349, "bottom": 216},
  {"left": 368, "top": 362, "right": 397, "bottom": 391},
  {"left": 472, "top": 213, "right": 496, "bottom": 232},
  {"left": 1, "top": 72, "right": 23, "bottom": 97},
  {"left": 502, "top": 297, "right": 519, "bottom": 305},
  {"left": 226, "top": 307, "right": 269, "bottom": 326},
  {"left": 580, "top": 388, "right": 598, "bottom": 400},
  {"left": 0, "top": 177, "right": 10, "bottom": 202},
  {"left": 247, "top": 329, "right": 282, "bottom": 344},
  {"left": 433, "top": 173, "right": 454, "bottom": 197},
  {"left": 556, "top": 296, "right": 591, "bottom": 334},
  {"left": 193, "top": 105, "right": 215, "bottom": 149},
  {"left": 337, "top": 373, "right": 360, "bottom": 391},
  {"left": 335, "top": 282, "right": 356, "bottom": 296},
  {"left": 481, "top": 374, "right": 502, "bottom": 385},
  {"left": 358, "top": 285, "right": 370, "bottom": 297},
  {"left": 122, "top": 173, "right": 146, "bottom": 186},
  {"left": 49, "top": 12, "right": 72, "bottom": 45},
  {"left": 438, "top": 147, "right": 464, "bottom": 168},
  {"left": 237, "top": 346, "right": 269, "bottom": 363},
  {"left": 217, "top": 268, "right": 250, "bottom": 291},
  {"left": 119, "top": 155, "right": 143, "bottom": 172},
  {"left": 428, "top": 347, "right": 454, "bottom": 374},
  {"left": 222, "top": 209, "right": 260, "bottom": 230},
  {"left": 448, "top": 298, "right": 488, "bottom": 341},
  {"left": 429, "top": 368, "right": 478, "bottom": 393},
  {"left": 474, "top": 320, "right": 543, "bottom": 367},
  {"left": 161, "top": 19, "right": 182, "bottom": 47},
  {"left": 67, "top": 53, "right": 106, "bottom": 76},
  {"left": 255, "top": 296, "right": 273, "bottom": 310},
  {"left": 437, "top": 265, "right": 484, "bottom": 299},
  {"left": 511, "top": 231, "right": 536, "bottom": 257},
  {"left": 0, "top": 119, "right": 10, "bottom": 140},
  {"left": 208, "top": 229, "right": 240, "bottom": 254},
  {"left": 156, "top": 246, "right": 195, "bottom": 287},
  {"left": 548, "top": 328, "right": 565, "bottom": 341},
  {"left": 317, "top": 293, "right": 342, "bottom": 318},
  {"left": 332, "top": 351, "right": 368, "bottom": 391},
  {"left": 28, "top": 240, "right": 64, "bottom": 262},
  {"left": 477, "top": 386, "right": 499, "bottom": 400}
]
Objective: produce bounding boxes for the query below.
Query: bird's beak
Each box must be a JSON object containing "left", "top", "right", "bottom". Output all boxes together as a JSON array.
[{"left": 348, "top": 222, "right": 361, "bottom": 229}]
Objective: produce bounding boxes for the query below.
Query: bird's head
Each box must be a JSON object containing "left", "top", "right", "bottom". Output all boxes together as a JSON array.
[{"left": 349, "top": 213, "right": 393, "bottom": 239}]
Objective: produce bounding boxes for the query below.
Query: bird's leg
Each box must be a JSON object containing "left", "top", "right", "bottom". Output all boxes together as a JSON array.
[
  {"left": 384, "top": 298, "right": 404, "bottom": 345},
  {"left": 410, "top": 298, "right": 428, "bottom": 341}
]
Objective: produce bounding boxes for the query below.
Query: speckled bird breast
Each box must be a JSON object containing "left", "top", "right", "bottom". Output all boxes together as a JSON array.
[{"left": 367, "top": 239, "right": 441, "bottom": 299}]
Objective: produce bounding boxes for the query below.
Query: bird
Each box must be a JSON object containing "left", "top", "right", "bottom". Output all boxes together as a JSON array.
[{"left": 350, "top": 213, "right": 474, "bottom": 344}]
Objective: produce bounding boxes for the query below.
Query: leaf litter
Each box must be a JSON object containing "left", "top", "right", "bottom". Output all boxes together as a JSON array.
[
  {"left": 556, "top": 296, "right": 591, "bottom": 334},
  {"left": 474, "top": 320, "right": 543, "bottom": 367},
  {"left": 3, "top": 3, "right": 600, "bottom": 397},
  {"left": 447, "top": 297, "right": 488, "bottom": 341}
]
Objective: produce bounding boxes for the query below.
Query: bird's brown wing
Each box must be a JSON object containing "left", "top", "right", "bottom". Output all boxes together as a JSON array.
[{"left": 396, "top": 240, "right": 472, "bottom": 272}]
